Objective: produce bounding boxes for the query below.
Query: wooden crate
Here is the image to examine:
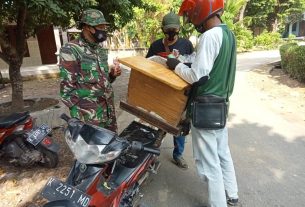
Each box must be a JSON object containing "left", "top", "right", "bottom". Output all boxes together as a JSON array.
[{"left": 118, "top": 56, "right": 190, "bottom": 134}]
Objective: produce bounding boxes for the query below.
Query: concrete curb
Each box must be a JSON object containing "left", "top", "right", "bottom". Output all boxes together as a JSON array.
[
  {"left": 0, "top": 64, "right": 59, "bottom": 82},
  {"left": 30, "top": 99, "right": 69, "bottom": 129}
]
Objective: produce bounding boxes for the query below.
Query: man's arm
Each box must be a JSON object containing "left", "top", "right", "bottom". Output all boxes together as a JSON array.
[
  {"left": 146, "top": 40, "right": 163, "bottom": 58},
  {"left": 174, "top": 27, "right": 223, "bottom": 84},
  {"left": 146, "top": 44, "right": 155, "bottom": 58},
  {"left": 59, "top": 47, "right": 81, "bottom": 110}
]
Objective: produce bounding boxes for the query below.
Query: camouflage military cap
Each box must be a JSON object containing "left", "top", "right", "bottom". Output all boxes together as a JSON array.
[{"left": 81, "top": 9, "right": 109, "bottom": 26}]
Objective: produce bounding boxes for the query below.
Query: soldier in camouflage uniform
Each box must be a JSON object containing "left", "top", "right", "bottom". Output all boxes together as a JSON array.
[{"left": 59, "top": 9, "right": 121, "bottom": 133}]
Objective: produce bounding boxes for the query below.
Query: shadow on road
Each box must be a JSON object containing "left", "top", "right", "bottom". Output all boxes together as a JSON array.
[{"left": 230, "top": 118, "right": 305, "bottom": 207}]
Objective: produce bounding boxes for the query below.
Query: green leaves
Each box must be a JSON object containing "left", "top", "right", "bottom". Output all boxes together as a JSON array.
[
  {"left": 254, "top": 31, "right": 283, "bottom": 49},
  {"left": 123, "top": 0, "right": 169, "bottom": 47},
  {"left": 280, "top": 43, "right": 305, "bottom": 82},
  {"left": 93, "top": 0, "right": 154, "bottom": 31},
  {"left": 245, "top": 0, "right": 305, "bottom": 32},
  {"left": 225, "top": 0, "right": 247, "bottom": 18}
]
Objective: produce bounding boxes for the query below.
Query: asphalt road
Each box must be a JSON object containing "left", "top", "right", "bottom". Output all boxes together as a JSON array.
[{"left": 116, "top": 50, "right": 305, "bottom": 207}]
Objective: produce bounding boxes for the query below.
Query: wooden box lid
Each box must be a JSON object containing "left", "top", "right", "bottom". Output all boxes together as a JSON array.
[{"left": 118, "top": 56, "right": 189, "bottom": 90}]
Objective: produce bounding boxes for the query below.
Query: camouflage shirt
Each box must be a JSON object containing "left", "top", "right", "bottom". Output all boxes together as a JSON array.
[{"left": 59, "top": 36, "right": 117, "bottom": 132}]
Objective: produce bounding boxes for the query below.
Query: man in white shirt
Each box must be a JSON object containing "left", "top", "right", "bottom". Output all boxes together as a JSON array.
[{"left": 167, "top": 0, "right": 239, "bottom": 206}]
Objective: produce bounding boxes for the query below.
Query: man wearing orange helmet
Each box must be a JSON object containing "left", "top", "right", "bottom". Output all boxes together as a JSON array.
[{"left": 166, "top": 0, "right": 239, "bottom": 206}]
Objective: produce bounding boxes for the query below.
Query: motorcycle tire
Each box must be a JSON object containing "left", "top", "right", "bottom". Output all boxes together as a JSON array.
[{"left": 40, "top": 148, "right": 59, "bottom": 168}]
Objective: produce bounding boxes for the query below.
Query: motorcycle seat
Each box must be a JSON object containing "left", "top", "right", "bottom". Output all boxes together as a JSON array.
[
  {"left": 119, "top": 121, "right": 158, "bottom": 148},
  {"left": 0, "top": 111, "right": 30, "bottom": 128}
]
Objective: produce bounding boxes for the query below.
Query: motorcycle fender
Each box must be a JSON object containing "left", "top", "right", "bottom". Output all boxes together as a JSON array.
[
  {"left": 38, "top": 136, "right": 59, "bottom": 153},
  {"left": 66, "top": 160, "right": 105, "bottom": 192}
]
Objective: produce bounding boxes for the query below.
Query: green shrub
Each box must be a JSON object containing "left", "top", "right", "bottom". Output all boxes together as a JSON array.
[
  {"left": 233, "top": 24, "right": 254, "bottom": 51},
  {"left": 280, "top": 43, "right": 298, "bottom": 72},
  {"left": 286, "top": 34, "right": 297, "bottom": 44},
  {"left": 223, "top": 15, "right": 254, "bottom": 52},
  {"left": 254, "top": 31, "right": 283, "bottom": 49},
  {"left": 287, "top": 46, "right": 305, "bottom": 82},
  {"left": 222, "top": 11, "right": 235, "bottom": 31},
  {"left": 280, "top": 43, "right": 305, "bottom": 82}
]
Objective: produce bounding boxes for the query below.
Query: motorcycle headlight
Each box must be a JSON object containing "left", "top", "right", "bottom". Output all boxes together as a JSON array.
[
  {"left": 99, "top": 150, "right": 122, "bottom": 163},
  {"left": 65, "top": 130, "right": 122, "bottom": 164}
]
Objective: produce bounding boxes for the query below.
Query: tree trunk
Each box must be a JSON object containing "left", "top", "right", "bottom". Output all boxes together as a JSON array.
[
  {"left": 9, "top": 61, "right": 24, "bottom": 111},
  {"left": 267, "top": 13, "right": 279, "bottom": 32},
  {"left": 9, "top": 5, "right": 27, "bottom": 111},
  {"left": 267, "top": 5, "right": 280, "bottom": 32},
  {"left": 239, "top": 1, "right": 248, "bottom": 23}
]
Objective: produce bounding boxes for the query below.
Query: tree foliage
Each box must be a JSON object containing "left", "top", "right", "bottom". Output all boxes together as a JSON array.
[
  {"left": 245, "top": 0, "right": 305, "bottom": 32},
  {"left": 94, "top": 0, "right": 156, "bottom": 31},
  {"left": 222, "top": 0, "right": 247, "bottom": 28},
  {"left": 0, "top": 0, "right": 92, "bottom": 110},
  {"left": 0, "top": 0, "right": 150, "bottom": 110},
  {"left": 123, "top": 0, "right": 196, "bottom": 48},
  {"left": 124, "top": 1, "right": 167, "bottom": 47},
  {"left": 222, "top": 0, "right": 254, "bottom": 51}
]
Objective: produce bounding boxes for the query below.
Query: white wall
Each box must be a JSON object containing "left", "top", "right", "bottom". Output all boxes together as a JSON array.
[{"left": 0, "top": 37, "right": 42, "bottom": 70}]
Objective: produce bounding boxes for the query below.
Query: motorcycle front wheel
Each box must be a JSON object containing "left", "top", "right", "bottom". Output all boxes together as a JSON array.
[{"left": 39, "top": 148, "right": 59, "bottom": 168}]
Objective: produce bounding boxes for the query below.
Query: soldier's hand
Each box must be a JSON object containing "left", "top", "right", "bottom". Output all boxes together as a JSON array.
[
  {"left": 110, "top": 58, "right": 122, "bottom": 77},
  {"left": 110, "top": 65, "right": 122, "bottom": 77}
]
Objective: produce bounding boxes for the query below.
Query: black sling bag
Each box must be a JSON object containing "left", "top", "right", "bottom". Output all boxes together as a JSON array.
[{"left": 188, "top": 33, "right": 235, "bottom": 130}]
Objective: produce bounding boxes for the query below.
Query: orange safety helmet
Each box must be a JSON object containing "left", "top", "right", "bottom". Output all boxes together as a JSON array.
[{"left": 178, "top": 0, "right": 224, "bottom": 27}]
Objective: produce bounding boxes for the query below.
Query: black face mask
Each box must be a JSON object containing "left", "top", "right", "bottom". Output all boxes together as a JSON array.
[
  {"left": 92, "top": 28, "right": 107, "bottom": 43},
  {"left": 164, "top": 31, "right": 179, "bottom": 41}
]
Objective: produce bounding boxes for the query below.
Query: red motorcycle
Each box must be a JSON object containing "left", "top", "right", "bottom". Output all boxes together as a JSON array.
[
  {"left": 41, "top": 113, "right": 163, "bottom": 207},
  {"left": 0, "top": 111, "right": 59, "bottom": 168}
]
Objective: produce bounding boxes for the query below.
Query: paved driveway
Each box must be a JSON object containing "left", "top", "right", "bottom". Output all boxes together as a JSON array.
[{"left": 117, "top": 50, "right": 305, "bottom": 207}]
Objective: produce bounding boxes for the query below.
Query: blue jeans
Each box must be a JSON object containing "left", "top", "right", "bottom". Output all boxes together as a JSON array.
[{"left": 173, "top": 135, "right": 186, "bottom": 159}]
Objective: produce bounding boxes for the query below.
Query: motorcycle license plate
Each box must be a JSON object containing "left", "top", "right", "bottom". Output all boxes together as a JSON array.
[
  {"left": 26, "top": 124, "right": 51, "bottom": 146},
  {"left": 41, "top": 177, "right": 91, "bottom": 207}
]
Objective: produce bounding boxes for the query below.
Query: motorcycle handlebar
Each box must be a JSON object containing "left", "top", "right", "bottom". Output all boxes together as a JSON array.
[
  {"left": 143, "top": 147, "right": 160, "bottom": 156},
  {"left": 131, "top": 141, "right": 160, "bottom": 155},
  {"left": 60, "top": 113, "right": 70, "bottom": 122}
]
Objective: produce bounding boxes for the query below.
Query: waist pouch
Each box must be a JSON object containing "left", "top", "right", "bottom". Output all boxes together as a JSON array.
[{"left": 192, "top": 95, "right": 227, "bottom": 129}]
